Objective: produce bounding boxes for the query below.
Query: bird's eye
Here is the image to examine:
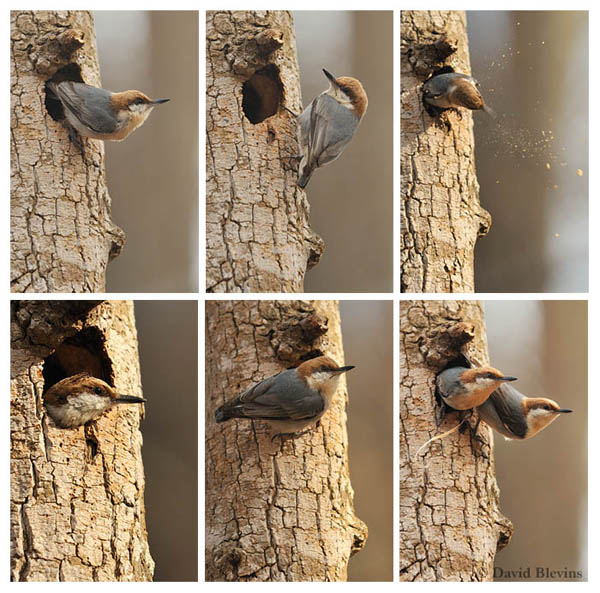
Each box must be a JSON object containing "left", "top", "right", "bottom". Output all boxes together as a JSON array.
[
  {"left": 544, "top": 405, "right": 551, "bottom": 411},
  {"left": 94, "top": 386, "right": 103, "bottom": 395},
  {"left": 133, "top": 98, "right": 144, "bottom": 106}
]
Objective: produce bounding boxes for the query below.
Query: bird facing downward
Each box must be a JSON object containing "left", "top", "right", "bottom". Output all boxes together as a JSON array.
[
  {"left": 477, "top": 382, "right": 572, "bottom": 440},
  {"left": 423, "top": 72, "right": 495, "bottom": 117},
  {"left": 215, "top": 355, "right": 355, "bottom": 436},
  {"left": 436, "top": 365, "right": 518, "bottom": 411},
  {"left": 44, "top": 373, "right": 146, "bottom": 428},
  {"left": 292, "top": 68, "right": 367, "bottom": 189},
  {"left": 47, "top": 80, "right": 169, "bottom": 141}
]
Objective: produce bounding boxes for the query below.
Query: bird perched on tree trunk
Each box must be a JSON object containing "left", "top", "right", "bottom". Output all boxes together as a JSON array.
[
  {"left": 287, "top": 69, "right": 367, "bottom": 188},
  {"left": 215, "top": 355, "right": 354, "bottom": 438}
]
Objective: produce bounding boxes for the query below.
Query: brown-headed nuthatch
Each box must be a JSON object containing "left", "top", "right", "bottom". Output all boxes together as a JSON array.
[
  {"left": 289, "top": 69, "right": 367, "bottom": 188},
  {"left": 436, "top": 366, "right": 517, "bottom": 411},
  {"left": 215, "top": 355, "right": 354, "bottom": 437},
  {"left": 423, "top": 72, "right": 495, "bottom": 118},
  {"left": 47, "top": 81, "right": 169, "bottom": 141},
  {"left": 476, "top": 382, "right": 572, "bottom": 440},
  {"left": 44, "top": 373, "right": 146, "bottom": 428}
]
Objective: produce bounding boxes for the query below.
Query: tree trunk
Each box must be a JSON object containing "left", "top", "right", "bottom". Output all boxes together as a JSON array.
[
  {"left": 400, "top": 10, "right": 491, "bottom": 293},
  {"left": 205, "top": 10, "right": 323, "bottom": 293},
  {"left": 10, "top": 300, "right": 154, "bottom": 581},
  {"left": 11, "top": 10, "right": 124, "bottom": 293},
  {"left": 399, "top": 300, "right": 513, "bottom": 581},
  {"left": 205, "top": 300, "right": 367, "bottom": 581}
]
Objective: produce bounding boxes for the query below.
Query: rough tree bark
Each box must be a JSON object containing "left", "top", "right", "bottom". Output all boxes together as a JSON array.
[
  {"left": 206, "top": 11, "right": 324, "bottom": 293},
  {"left": 10, "top": 301, "right": 154, "bottom": 581},
  {"left": 400, "top": 11, "right": 491, "bottom": 293},
  {"left": 11, "top": 11, "right": 124, "bottom": 293},
  {"left": 399, "top": 300, "right": 513, "bottom": 581},
  {"left": 205, "top": 300, "right": 367, "bottom": 581}
]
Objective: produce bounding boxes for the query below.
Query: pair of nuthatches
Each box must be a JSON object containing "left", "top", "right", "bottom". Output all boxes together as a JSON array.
[
  {"left": 47, "top": 81, "right": 169, "bottom": 141},
  {"left": 423, "top": 72, "right": 495, "bottom": 118},
  {"left": 215, "top": 355, "right": 354, "bottom": 437},
  {"left": 44, "top": 373, "right": 146, "bottom": 428},
  {"left": 288, "top": 69, "right": 367, "bottom": 188},
  {"left": 436, "top": 366, "right": 571, "bottom": 439}
]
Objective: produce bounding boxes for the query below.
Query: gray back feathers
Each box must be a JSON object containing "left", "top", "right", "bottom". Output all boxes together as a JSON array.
[
  {"left": 436, "top": 366, "right": 467, "bottom": 399},
  {"left": 300, "top": 94, "right": 360, "bottom": 168},
  {"left": 216, "top": 369, "right": 324, "bottom": 423},
  {"left": 478, "top": 383, "right": 528, "bottom": 439},
  {"left": 48, "top": 81, "right": 117, "bottom": 134}
]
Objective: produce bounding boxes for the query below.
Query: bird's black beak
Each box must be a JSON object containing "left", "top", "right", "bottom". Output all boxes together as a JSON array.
[
  {"left": 335, "top": 365, "right": 355, "bottom": 374},
  {"left": 152, "top": 98, "right": 170, "bottom": 104},
  {"left": 323, "top": 69, "right": 338, "bottom": 86},
  {"left": 115, "top": 394, "right": 147, "bottom": 404},
  {"left": 557, "top": 408, "right": 573, "bottom": 414},
  {"left": 500, "top": 376, "right": 518, "bottom": 382}
]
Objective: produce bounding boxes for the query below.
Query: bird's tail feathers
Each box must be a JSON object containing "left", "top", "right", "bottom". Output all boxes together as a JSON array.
[
  {"left": 298, "top": 166, "right": 314, "bottom": 189},
  {"left": 215, "top": 401, "right": 250, "bottom": 423},
  {"left": 215, "top": 405, "right": 232, "bottom": 423},
  {"left": 483, "top": 104, "right": 496, "bottom": 119}
]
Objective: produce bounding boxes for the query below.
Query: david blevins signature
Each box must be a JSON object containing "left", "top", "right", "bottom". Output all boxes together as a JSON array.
[{"left": 495, "top": 567, "right": 584, "bottom": 580}]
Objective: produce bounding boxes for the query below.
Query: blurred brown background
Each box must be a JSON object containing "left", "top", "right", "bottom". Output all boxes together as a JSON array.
[
  {"left": 468, "top": 11, "right": 588, "bottom": 292},
  {"left": 94, "top": 12, "right": 198, "bottom": 292},
  {"left": 134, "top": 301, "right": 198, "bottom": 581},
  {"left": 340, "top": 301, "right": 393, "bottom": 581},
  {"left": 295, "top": 12, "right": 394, "bottom": 293},
  {"left": 485, "top": 300, "right": 587, "bottom": 579}
]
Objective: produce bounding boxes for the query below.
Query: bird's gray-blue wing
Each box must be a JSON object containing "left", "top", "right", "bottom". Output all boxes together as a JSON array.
[
  {"left": 297, "top": 107, "right": 311, "bottom": 149},
  {"left": 307, "top": 94, "right": 358, "bottom": 167},
  {"left": 436, "top": 367, "right": 463, "bottom": 400},
  {"left": 237, "top": 370, "right": 324, "bottom": 420},
  {"left": 50, "top": 82, "right": 117, "bottom": 134},
  {"left": 483, "top": 384, "right": 528, "bottom": 438}
]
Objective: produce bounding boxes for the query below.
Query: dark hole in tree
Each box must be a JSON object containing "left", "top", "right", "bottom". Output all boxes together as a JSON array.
[
  {"left": 42, "top": 327, "right": 113, "bottom": 393},
  {"left": 437, "top": 353, "right": 472, "bottom": 374},
  {"left": 298, "top": 350, "right": 325, "bottom": 366},
  {"left": 45, "top": 63, "right": 85, "bottom": 122},
  {"left": 242, "top": 65, "right": 283, "bottom": 124},
  {"left": 429, "top": 65, "right": 455, "bottom": 80}
]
